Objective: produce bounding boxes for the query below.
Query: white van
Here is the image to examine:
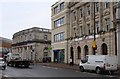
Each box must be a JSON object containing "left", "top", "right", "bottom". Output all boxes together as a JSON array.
[{"left": 79, "top": 55, "right": 118, "bottom": 74}]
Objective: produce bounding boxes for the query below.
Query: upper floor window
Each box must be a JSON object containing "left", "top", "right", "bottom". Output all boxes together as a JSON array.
[
  {"left": 54, "top": 6, "right": 58, "bottom": 14},
  {"left": 105, "top": 18, "right": 110, "bottom": 31},
  {"left": 54, "top": 32, "right": 64, "bottom": 42},
  {"left": 105, "top": 2, "right": 110, "bottom": 9},
  {"left": 44, "top": 35, "right": 48, "bottom": 40},
  {"left": 54, "top": 17, "right": 64, "bottom": 28},
  {"left": 73, "top": 11, "right": 76, "bottom": 21},
  {"left": 25, "top": 35, "right": 27, "bottom": 41},
  {"left": 87, "top": 5, "right": 90, "bottom": 15},
  {"left": 87, "top": 24, "right": 90, "bottom": 35},
  {"left": 60, "top": 2, "right": 64, "bottom": 11},
  {"left": 95, "top": 21, "right": 100, "bottom": 33},
  {"left": 80, "top": 26, "right": 83, "bottom": 36},
  {"left": 95, "top": 2, "right": 99, "bottom": 12},
  {"left": 80, "top": 8, "right": 83, "bottom": 18},
  {"left": 29, "top": 34, "right": 32, "bottom": 39}
]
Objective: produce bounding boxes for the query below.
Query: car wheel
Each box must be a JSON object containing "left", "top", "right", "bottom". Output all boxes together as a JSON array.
[
  {"left": 109, "top": 71, "right": 113, "bottom": 75},
  {"left": 2, "top": 66, "right": 6, "bottom": 70},
  {"left": 79, "top": 66, "right": 84, "bottom": 72},
  {"left": 96, "top": 67, "right": 101, "bottom": 74}
]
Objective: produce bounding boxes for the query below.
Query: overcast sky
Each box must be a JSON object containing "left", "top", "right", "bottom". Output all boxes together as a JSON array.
[{"left": 0, "top": 0, "right": 58, "bottom": 39}]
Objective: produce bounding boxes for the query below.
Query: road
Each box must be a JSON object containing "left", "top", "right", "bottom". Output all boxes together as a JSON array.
[{"left": 1, "top": 64, "right": 120, "bottom": 79}]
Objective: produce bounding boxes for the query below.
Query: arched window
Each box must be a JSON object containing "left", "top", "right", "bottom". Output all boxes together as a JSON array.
[
  {"left": 101, "top": 43, "right": 108, "bottom": 55},
  {"left": 70, "top": 47, "right": 74, "bottom": 64},
  {"left": 84, "top": 45, "right": 89, "bottom": 56},
  {"left": 77, "top": 46, "right": 81, "bottom": 59}
]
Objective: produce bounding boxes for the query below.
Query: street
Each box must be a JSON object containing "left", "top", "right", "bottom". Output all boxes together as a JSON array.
[{"left": 1, "top": 64, "right": 120, "bottom": 79}]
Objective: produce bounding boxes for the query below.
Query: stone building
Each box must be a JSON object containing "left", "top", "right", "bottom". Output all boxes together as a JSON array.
[
  {"left": 51, "top": 1, "right": 70, "bottom": 63},
  {"left": 12, "top": 27, "right": 51, "bottom": 62},
  {"left": 114, "top": 2, "right": 120, "bottom": 67},
  {"left": 51, "top": 1, "right": 116, "bottom": 64},
  {"left": 68, "top": 2, "right": 116, "bottom": 65}
]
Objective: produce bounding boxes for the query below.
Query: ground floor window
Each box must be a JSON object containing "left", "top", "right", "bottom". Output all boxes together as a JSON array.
[
  {"left": 70, "top": 47, "right": 74, "bottom": 64},
  {"left": 77, "top": 46, "right": 81, "bottom": 59},
  {"left": 53, "top": 49, "right": 65, "bottom": 63},
  {"left": 84, "top": 45, "right": 89, "bottom": 56},
  {"left": 101, "top": 43, "right": 108, "bottom": 55}
]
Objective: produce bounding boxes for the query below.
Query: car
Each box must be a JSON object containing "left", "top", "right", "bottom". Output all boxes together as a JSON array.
[
  {"left": 0, "top": 57, "right": 7, "bottom": 70},
  {"left": 79, "top": 55, "right": 118, "bottom": 74}
]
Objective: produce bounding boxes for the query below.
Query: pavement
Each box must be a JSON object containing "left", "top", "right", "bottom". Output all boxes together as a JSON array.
[
  {"left": 38, "top": 63, "right": 79, "bottom": 70},
  {"left": 38, "top": 62, "right": 120, "bottom": 76}
]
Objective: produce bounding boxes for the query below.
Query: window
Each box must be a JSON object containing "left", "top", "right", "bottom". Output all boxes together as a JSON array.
[
  {"left": 54, "top": 32, "right": 64, "bottom": 42},
  {"left": 43, "top": 29, "right": 49, "bottom": 32},
  {"left": 25, "top": 35, "right": 26, "bottom": 41},
  {"left": 44, "top": 35, "right": 47, "bottom": 40},
  {"left": 87, "top": 5, "right": 90, "bottom": 15},
  {"left": 95, "top": 21, "right": 100, "bottom": 33},
  {"left": 60, "top": 2, "right": 64, "bottom": 11},
  {"left": 80, "top": 8, "right": 83, "bottom": 18},
  {"left": 87, "top": 24, "right": 90, "bottom": 35},
  {"left": 60, "top": 17, "right": 64, "bottom": 25},
  {"left": 54, "top": 17, "right": 64, "bottom": 27},
  {"left": 105, "top": 18, "right": 110, "bottom": 31},
  {"left": 29, "top": 34, "right": 31, "bottom": 39},
  {"left": 105, "top": 2, "right": 110, "bottom": 9},
  {"left": 54, "top": 6, "right": 58, "bottom": 14},
  {"left": 73, "top": 11, "right": 76, "bottom": 21},
  {"left": 80, "top": 26, "right": 83, "bottom": 36},
  {"left": 95, "top": 2, "right": 99, "bottom": 12}
]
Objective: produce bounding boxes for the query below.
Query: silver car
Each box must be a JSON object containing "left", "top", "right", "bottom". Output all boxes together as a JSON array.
[{"left": 0, "top": 57, "right": 6, "bottom": 70}]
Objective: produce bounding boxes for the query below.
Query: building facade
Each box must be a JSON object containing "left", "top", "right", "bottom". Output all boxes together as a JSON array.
[
  {"left": 51, "top": 1, "right": 116, "bottom": 64},
  {"left": 114, "top": 2, "right": 120, "bottom": 67},
  {"left": 51, "top": 1, "right": 70, "bottom": 63},
  {"left": 0, "top": 37, "right": 12, "bottom": 57},
  {"left": 12, "top": 27, "right": 51, "bottom": 62},
  {"left": 68, "top": 2, "right": 116, "bottom": 65}
]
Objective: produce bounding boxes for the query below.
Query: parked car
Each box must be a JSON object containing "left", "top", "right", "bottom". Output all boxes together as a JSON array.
[
  {"left": 0, "top": 57, "right": 7, "bottom": 70},
  {"left": 79, "top": 55, "right": 118, "bottom": 74}
]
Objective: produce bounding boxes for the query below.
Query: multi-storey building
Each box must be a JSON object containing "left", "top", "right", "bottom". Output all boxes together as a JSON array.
[
  {"left": 51, "top": 1, "right": 70, "bottom": 63},
  {"left": 68, "top": 2, "right": 116, "bottom": 65},
  {"left": 12, "top": 27, "right": 51, "bottom": 62},
  {"left": 51, "top": 1, "right": 116, "bottom": 65},
  {"left": 114, "top": 2, "right": 120, "bottom": 67}
]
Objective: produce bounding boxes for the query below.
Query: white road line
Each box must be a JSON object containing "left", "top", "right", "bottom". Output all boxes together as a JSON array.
[
  {"left": 47, "top": 67, "right": 52, "bottom": 68},
  {"left": 76, "top": 71, "right": 79, "bottom": 72},
  {"left": 3, "top": 75, "right": 8, "bottom": 77},
  {"left": 106, "top": 75, "right": 115, "bottom": 78},
  {"left": 54, "top": 68, "right": 58, "bottom": 70},
  {"left": 42, "top": 66, "right": 46, "bottom": 67},
  {"left": 42, "top": 66, "right": 59, "bottom": 70}
]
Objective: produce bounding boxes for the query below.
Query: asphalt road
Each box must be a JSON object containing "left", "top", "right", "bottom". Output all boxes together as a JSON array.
[{"left": 1, "top": 64, "right": 120, "bottom": 79}]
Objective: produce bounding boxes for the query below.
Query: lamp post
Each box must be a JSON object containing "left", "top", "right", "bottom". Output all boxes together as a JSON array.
[{"left": 92, "top": 2, "right": 97, "bottom": 55}]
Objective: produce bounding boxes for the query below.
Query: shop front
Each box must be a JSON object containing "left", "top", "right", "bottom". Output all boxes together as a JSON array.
[{"left": 53, "top": 49, "right": 64, "bottom": 63}]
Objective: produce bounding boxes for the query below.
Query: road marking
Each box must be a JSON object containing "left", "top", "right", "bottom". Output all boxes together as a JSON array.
[
  {"left": 106, "top": 75, "right": 115, "bottom": 78},
  {"left": 47, "top": 67, "right": 52, "bottom": 68},
  {"left": 76, "top": 71, "right": 79, "bottom": 72},
  {"left": 54, "top": 68, "right": 58, "bottom": 70},
  {"left": 42, "top": 66, "right": 46, "bottom": 67},
  {"left": 3, "top": 75, "right": 8, "bottom": 77}
]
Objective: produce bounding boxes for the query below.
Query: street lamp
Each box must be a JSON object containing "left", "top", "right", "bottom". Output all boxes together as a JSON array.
[{"left": 92, "top": 2, "right": 97, "bottom": 55}]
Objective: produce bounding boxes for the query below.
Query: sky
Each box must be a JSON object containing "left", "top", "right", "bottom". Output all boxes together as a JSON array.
[
  {"left": 0, "top": 0, "right": 58, "bottom": 40},
  {"left": 1, "top": 0, "right": 120, "bottom": 40}
]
